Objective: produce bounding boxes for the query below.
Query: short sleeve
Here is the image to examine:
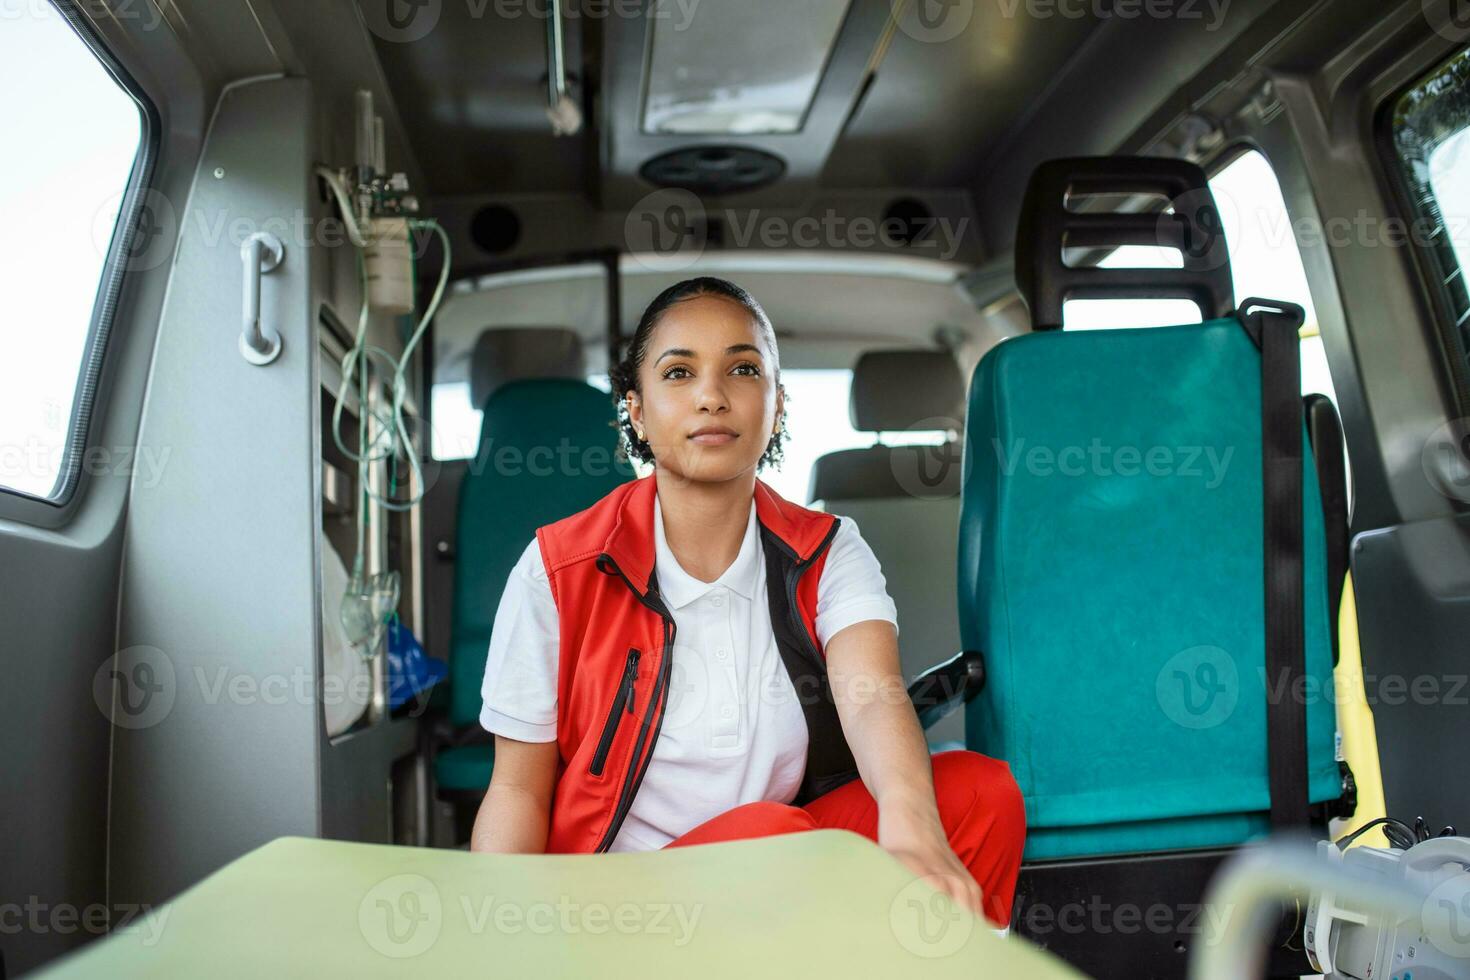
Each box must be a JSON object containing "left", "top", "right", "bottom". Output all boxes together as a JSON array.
[
  {"left": 814, "top": 516, "right": 900, "bottom": 648},
  {"left": 478, "top": 539, "right": 560, "bottom": 742}
]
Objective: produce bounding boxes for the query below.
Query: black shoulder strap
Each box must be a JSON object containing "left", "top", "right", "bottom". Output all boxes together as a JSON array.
[
  {"left": 759, "top": 529, "right": 860, "bottom": 805},
  {"left": 1240, "top": 298, "right": 1310, "bottom": 829}
]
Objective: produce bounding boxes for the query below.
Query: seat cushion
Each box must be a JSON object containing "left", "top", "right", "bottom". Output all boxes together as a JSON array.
[{"left": 962, "top": 318, "right": 1340, "bottom": 859}]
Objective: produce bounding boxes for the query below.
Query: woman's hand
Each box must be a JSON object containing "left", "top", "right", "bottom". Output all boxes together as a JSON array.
[
  {"left": 877, "top": 791, "right": 985, "bottom": 915},
  {"left": 823, "top": 620, "right": 986, "bottom": 917}
]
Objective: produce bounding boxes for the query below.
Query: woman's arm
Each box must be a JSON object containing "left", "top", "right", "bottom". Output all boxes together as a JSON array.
[
  {"left": 825, "top": 620, "right": 985, "bottom": 915},
  {"left": 469, "top": 735, "right": 559, "bottom": 853}
]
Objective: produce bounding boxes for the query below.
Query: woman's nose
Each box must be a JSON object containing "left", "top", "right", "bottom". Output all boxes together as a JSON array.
[{"left": 694, "top": 375, "right": 729, "bottom": 413}]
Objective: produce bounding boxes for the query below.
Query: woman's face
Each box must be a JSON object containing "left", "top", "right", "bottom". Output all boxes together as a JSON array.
[{"left": 626, "top": 293, "right": 782, "bottom": 485}]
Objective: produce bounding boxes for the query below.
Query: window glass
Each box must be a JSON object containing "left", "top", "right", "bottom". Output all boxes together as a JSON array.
[
  {"left": 0, "top": 1, "right": 145, "bottom": 501},
  {"left": 1390, "top": 46, "right": 1470, "bottom": 377},
  {"left": 1062, "top": 150, "right": 1338, "bottom": 407}
]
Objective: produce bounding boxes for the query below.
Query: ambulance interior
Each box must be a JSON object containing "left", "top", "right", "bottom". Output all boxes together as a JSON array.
[{"left": 5, "top": 0, "right": 1470, "bottom": 977}]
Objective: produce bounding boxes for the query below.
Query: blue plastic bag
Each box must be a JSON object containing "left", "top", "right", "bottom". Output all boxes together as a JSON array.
[{"left": 386, "top": 617, "right": 447, "bottom": 710}]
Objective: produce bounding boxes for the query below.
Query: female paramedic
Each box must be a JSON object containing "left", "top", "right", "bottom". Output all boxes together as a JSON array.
[{"left": 469, "top": 276, "right": 1025, "bottom": 926}]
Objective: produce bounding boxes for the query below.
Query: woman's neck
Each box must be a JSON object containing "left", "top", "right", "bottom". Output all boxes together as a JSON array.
[{"left": 653, "top": 468, "right": 757, "bottom": 584}]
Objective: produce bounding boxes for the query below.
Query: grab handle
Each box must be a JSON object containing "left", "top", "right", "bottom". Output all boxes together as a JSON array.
[{"left": 240, "top": 232, "right": 285, "bottom": 365}]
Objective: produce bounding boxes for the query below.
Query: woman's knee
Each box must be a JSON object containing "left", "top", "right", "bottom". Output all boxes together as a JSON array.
[
  {"left": 932, "top": 750, "right": 1026, "bottom": 839},
  {"left": 664, "top": 800, "right": 816, "bottom": 848},
  {"left": 730, "top": 800, "right": 818, "bottom": 834}
]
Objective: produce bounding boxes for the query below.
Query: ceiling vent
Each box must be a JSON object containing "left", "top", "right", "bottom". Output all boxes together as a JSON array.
[{"left": 639, "top": 146, "right": 786, "bottom": 196}]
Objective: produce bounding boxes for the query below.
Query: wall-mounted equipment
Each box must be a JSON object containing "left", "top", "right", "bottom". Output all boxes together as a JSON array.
[{"left": 315, "top": 89, "right": 451, "bottom": 663}]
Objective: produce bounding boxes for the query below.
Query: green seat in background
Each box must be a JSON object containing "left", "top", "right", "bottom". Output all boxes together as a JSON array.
[{"left": 437, "top": 377, "right": 631, "bottom": 795}]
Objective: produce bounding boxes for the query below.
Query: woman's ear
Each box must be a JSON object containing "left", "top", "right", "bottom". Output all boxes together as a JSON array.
[
  {"left": 773, "top": 383, "right": 785, "bottom": 434},
  {"left": 626, "top": 391, "right": 644, "bottom": 439}
]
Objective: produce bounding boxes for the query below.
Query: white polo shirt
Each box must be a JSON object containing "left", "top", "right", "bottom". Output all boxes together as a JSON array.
[{"left": 479, "top": 494, "right": 899, "bottom": 851}]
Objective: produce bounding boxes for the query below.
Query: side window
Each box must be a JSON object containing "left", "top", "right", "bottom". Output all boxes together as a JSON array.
[
  {"left": 0, "top": 1, "right": 149, "bottom": 504},
  {"left": 1063, "top": 149, "right": 1338, "bottom": 408},
  {"left": 1388, "top": 46, "right": 1470, "bottom": 381}
]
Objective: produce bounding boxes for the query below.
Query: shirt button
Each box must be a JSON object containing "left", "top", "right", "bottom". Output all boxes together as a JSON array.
[
  {"left": 716, "top": 649, "right": 728, "bottom": 661},
  {"left": 710, "top": 594, "right": 724, "bottom": 607},
  {"left": 721, "top": 705, "right": 735, "bottom": 719}
]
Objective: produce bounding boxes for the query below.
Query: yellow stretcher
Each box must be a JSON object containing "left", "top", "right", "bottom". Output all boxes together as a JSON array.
[{"left": 40, "top": 830, "right": 1083, "bottom": 978}]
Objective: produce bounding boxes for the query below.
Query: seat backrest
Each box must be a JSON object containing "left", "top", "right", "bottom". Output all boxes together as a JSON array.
[
  {"left": 809, "top": 350, "right": 966, "bottom": 747},
  {"left": 469, "top": 326, "right": 586, "bottom": 409},
  {"left": 449, "top": 359, "right": 632, "bottom": 729},
  {"left": 963, "top": 157, "right": 1341, "bottom": 860}
]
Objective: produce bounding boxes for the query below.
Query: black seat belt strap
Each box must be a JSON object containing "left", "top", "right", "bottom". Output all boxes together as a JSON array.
[{"left": 1246, "top": 299, "right": 1310, "bottom": 829}]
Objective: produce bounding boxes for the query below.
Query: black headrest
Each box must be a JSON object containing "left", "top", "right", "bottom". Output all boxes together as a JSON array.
[
  {"left": 1015, "top": 156, "right": 1235, "bottom": 330},
  {"left": 849, "top": 350, "right": 964, "bottom": 432},
  {"left": 469, "top": 327, "right": 585, "bottom": 410}
]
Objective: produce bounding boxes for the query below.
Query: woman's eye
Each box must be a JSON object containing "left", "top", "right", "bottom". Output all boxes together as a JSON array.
[
  {"left": 662, "top": 366, "right": 691, "bottom": 380},
  {"left": 732, "top": 362, "right": 761, "bottom": 376}
]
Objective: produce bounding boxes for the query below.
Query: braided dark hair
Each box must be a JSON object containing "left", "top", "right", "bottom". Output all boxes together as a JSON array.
[{"left": 610, "top": 277, "right": 787, "bottom": 470}]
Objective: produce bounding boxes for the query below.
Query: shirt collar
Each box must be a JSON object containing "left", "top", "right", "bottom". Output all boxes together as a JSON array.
[{"left": 653, "top": 493, "right": 760, "bottom": 609}]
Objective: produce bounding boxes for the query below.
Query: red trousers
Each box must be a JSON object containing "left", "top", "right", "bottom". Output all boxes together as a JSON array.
[{"left": 664, "top": 750, "right": 1026, "bottom": 927}]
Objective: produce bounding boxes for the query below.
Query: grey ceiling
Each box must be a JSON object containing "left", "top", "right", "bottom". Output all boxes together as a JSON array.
[{"left": 359, "top": 0, "right": 1106, "bottom": 201}]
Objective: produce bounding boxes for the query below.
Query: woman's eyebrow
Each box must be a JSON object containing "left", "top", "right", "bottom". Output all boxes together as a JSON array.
[{"left": 653, "top": 343, "right": 763, "bottom": 364}]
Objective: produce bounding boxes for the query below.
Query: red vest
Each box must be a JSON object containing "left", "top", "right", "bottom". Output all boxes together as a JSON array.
[{"left": 535, "top": 474, "right": 852, "bottom": 853}]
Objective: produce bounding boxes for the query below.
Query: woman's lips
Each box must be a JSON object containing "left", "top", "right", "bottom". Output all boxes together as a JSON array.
[{"left": 689, "top": 430, "right": 739, "bottom": 445}]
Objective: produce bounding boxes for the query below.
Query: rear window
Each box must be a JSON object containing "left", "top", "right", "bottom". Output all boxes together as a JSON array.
[{"left": 0, "top": 1, "right": 150, "bottom": 504}]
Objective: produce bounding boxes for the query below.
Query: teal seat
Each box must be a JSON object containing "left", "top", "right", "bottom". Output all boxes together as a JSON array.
[
  {"left": 961, "top": 319, "right": 1340, "bottom": 861},
  {"left": 437, "top": 375, "right": 631, "bottom": 795},
  {"left": 435, "top": 744, "right": 495, "bottom": 792},
  {"left": 957, "top": 156, "right": 1351, "bottom": 870}
]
